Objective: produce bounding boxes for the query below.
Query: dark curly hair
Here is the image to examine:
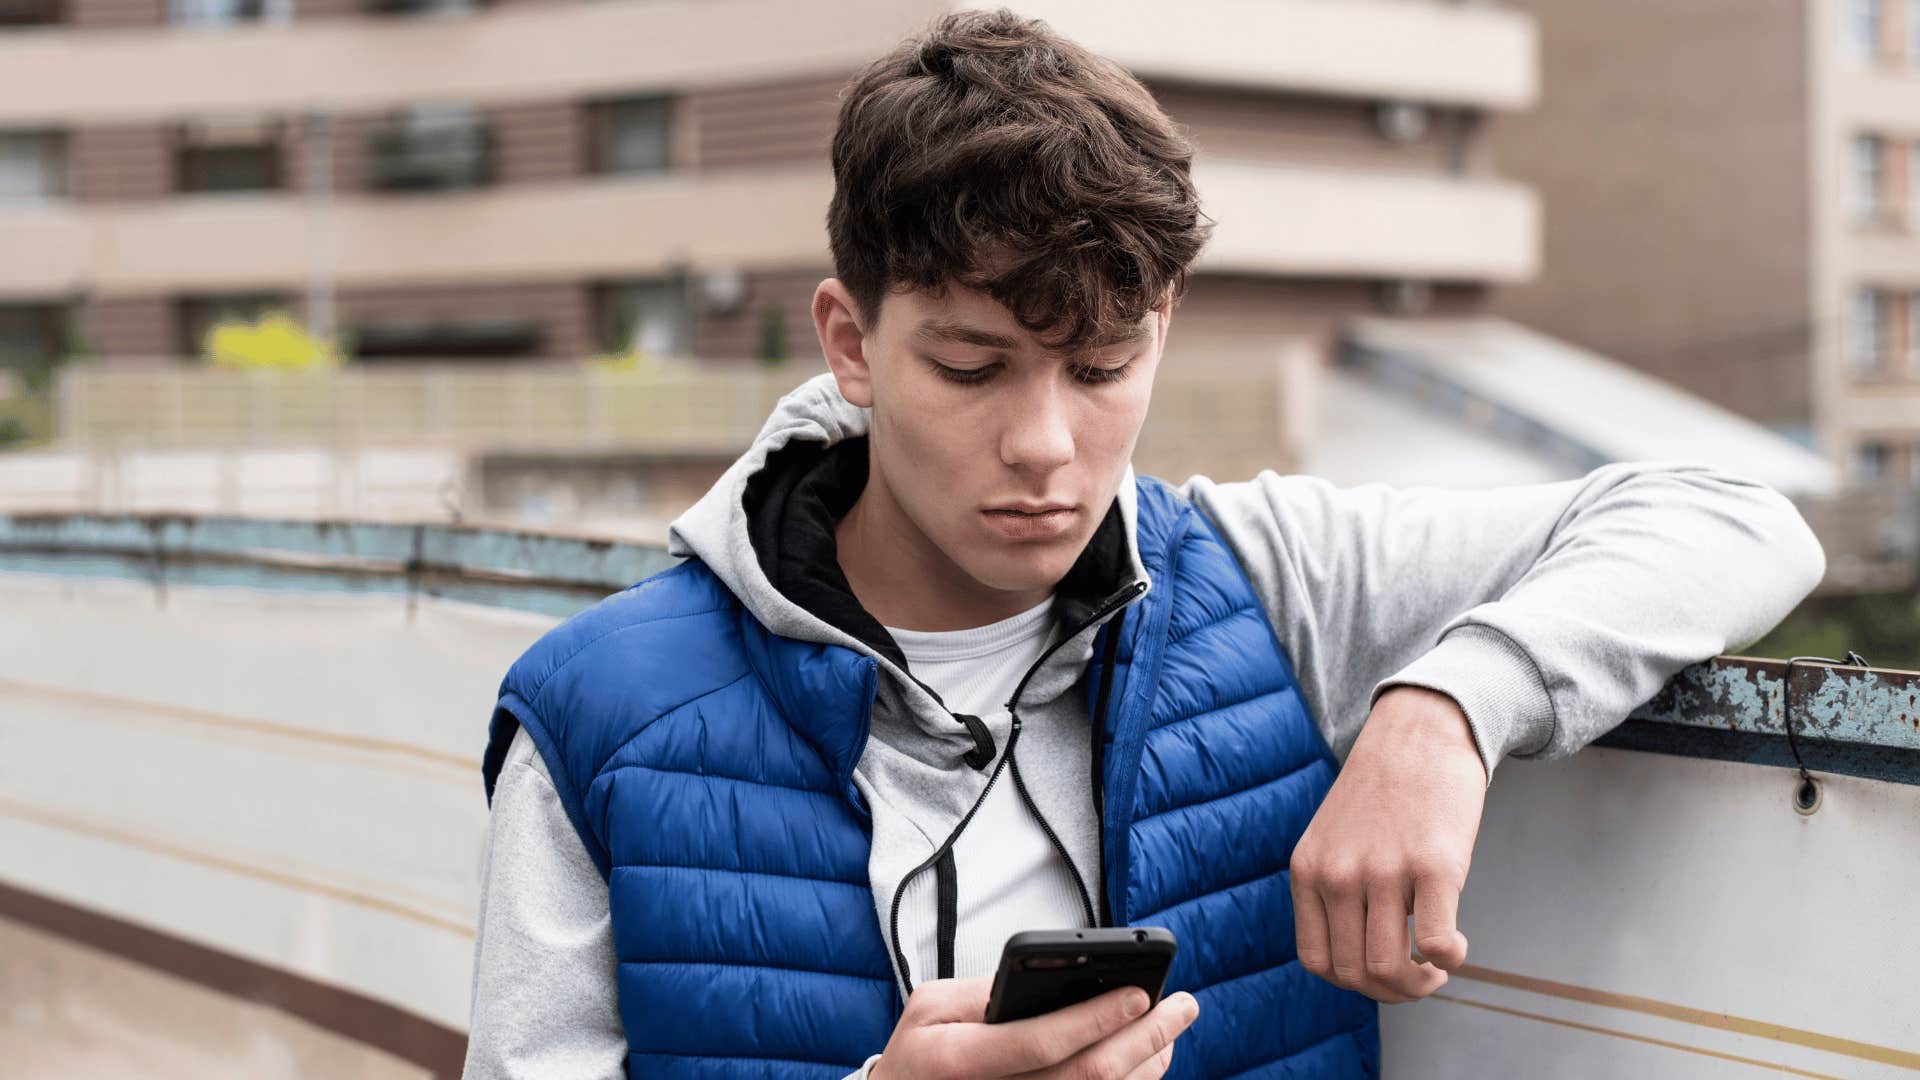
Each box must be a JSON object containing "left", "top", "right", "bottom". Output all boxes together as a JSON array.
[{"left": 827, "top": 7, "right": 1213, "bottom": 353}]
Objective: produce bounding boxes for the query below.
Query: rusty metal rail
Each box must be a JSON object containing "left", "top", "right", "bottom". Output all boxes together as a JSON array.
[{"left": 3, "top": 512, "right": 1917, "bottom": 786}]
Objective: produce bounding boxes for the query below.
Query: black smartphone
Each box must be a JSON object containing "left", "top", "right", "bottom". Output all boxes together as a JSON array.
[{"left": 983, "top": 927, "right": 1178, "bottom": 1024}]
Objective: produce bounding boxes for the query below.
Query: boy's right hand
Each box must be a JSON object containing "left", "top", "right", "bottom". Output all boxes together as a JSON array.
[{"left": 868, "top": 976, "right": 1199, "bottom": 1080}]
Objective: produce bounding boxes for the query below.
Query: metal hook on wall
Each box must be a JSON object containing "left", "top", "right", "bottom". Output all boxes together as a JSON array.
[{"left": 1780, "top": 651, "right": 1870, "bottom": 814}]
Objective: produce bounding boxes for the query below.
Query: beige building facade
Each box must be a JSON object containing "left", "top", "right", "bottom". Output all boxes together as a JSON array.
[
  {"left": 1, "top": 0, "right": 1538, "bottom": 471},
  {"left": 1491, "top": 0, "right": 1920, "bottom": 489}
]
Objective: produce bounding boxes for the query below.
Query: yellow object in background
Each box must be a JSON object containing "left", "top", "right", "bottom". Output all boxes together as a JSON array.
[{"left": 204, "top": 312, "right": 343, "bottom": 370}]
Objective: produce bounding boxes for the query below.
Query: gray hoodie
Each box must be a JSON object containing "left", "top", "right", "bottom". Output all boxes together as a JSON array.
[{"left": 463, "top": 372, "right": 1827, "bottom": 1079}]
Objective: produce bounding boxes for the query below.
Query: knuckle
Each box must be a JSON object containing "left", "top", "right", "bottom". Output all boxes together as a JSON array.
[
  {"left": 1330, "top": 964, "right": 1366, "bottom": 989},
  {"left": 1363, "top": 954, "right": 1401, "bottom": 978},
  {"left": 1412, "top": 851, "right": 1467, "bottom": 883},
  {"left": 1319, "top": 864, "right": 1365, "bottom": 897}
]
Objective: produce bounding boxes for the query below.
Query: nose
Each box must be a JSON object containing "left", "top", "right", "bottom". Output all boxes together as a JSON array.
[{"left": 998, "top": 376, "right": 1076, "bottom": 474}]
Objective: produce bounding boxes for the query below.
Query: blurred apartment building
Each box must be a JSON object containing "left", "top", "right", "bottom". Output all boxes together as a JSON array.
[
  {"left": 0, "top": 0, "right": 1842, "bottom": 531},
  {"left": 1492, "top": 0, "right": 1920, "bottom": 492}
]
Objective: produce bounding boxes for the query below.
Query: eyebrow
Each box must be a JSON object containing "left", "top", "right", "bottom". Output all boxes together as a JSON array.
[{"left": 910, "top": 317, "right": 1153, "bottom": 354}]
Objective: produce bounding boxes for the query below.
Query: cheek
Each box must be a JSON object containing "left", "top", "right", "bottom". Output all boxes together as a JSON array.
[{"left": 1080, "top": 384, "right": 1152, "bottom": 460}]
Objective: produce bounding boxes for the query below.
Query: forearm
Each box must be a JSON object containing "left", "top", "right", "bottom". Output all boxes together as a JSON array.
[{"left": 1186, "top": 462, "right": 1826, "bottom": 778}]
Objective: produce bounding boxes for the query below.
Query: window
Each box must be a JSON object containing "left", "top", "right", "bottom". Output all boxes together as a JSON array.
[
  {"left": 1850, "top": 287, "right": 1890, "bottom": 375},
  {"left": 601, "top": 278, "right": 691, "bottom": 357},
  {"left": 592, "top": 97, "right": 673, "bottom": 176},
  {"left": 179, "top": 293, "right": 289, "bottom": 358},
  {"left": 0, "top": 304, "right": 64, "bottom": 376},
  {"left": 177, "top": 115, "right": 282, "bottom": 193},
  {"left": 0, "top": 131, "right": 63, "bottom": 202},
  {"left": 1849, "top": 0, "right": 1883, "bottom": 62},
  {"left": 364, "top": 0, "right": 473, "bottom": 13},
  {"left": 351, "top": 316, "right": 542, "bottom": 359},
  {"left": 1853, "top": 439, "right": 1891, "bottom": 483},
  {"left": 169, "top": 0, "right": 266, "bottom": 26},
  {"left": 1909, "top": 142, "right": 1920, "bottom": 227},
  {"left": 1852, "top": 135, "right": 1886, "bottom": 223},
  {"left": 366, "top": 104, "right": 489, "bottom": 191},
  {"left": 1909, "top": 293, "right": 1920, "bottom": 376},
  {"left": 0, "top": 0, "right": 64, "bottom": 27}
]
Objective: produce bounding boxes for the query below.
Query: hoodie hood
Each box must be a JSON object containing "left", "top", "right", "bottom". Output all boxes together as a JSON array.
[{"left": 667, "top": 371, "right": 1150, "bottom": 769}]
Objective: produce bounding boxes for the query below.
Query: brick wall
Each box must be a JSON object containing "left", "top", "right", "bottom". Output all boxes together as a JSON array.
[
  {"left": 67, "top": 0, "right": 162, "bottom": 27},
  {"left": 1488, "top": 0, "right": 1814, "bottom": 427},
  {"left": 490, "top": 101, "right": 587, "bottom": 185},
  {"left": 684, "top": 75, "right": 846, "bottom": 172},
  {"left": 78, "top": 296, "right": 178, "bottom": 358},
  {"left": 69, "top": 125, "right": 173, "bottom": 202},
  {"left": 1152, "top": 83, "right": 1475, "bottom": 175},
  {"left": 693, "top": 269, "right": 824, "bottom": 362}
]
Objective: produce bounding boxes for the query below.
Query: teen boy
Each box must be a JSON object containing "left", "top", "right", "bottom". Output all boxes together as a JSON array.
[{"left": 464, "top": 10, "right": 1826, "bottom": 1079}]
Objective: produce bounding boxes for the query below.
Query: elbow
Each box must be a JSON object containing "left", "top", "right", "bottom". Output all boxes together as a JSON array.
[{"left": 1782, "top": 499, "right": 1829, "bottom": 600}]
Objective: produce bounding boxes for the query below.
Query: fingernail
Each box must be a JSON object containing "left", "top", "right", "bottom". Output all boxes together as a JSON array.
[
  {"left": 1178, "top": 992, "right": 1199, "bottom": 1021},
  {"left": 1124, "top": 990, "right": 1149, "bottom": 1018}
]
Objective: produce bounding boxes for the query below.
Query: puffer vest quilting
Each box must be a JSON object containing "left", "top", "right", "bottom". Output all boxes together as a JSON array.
[{"left": 482, "top": 476, "right": 1378, "bottom": 1078}]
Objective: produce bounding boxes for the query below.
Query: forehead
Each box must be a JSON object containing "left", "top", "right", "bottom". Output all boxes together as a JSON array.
[{"left": 886, "top": 283, "right": 1155, "bottom": 356}]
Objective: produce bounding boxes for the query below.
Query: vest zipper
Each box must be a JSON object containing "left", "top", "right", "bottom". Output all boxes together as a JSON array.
[{"left": 885, "top": 579, "right": 1147, "bottom": 996}]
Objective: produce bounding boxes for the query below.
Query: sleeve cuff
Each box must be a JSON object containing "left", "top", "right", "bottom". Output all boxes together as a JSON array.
[{"left": 1370, "top": 623, "right": 1557, "bottom": 783}]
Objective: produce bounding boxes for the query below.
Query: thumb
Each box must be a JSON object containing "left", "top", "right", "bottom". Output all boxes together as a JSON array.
[{"left": 1411, "top": 874, "right": 1470, "bottom": 972}]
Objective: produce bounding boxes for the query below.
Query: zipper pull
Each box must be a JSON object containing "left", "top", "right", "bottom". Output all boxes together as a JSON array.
[{"left": 954, "top": 712, "right": 995, "bottom": 770}]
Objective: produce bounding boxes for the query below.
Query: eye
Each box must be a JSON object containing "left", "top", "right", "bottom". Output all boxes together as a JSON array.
[
  {"left": 926, "top": 357, "right": 995, "bottom": 384},
  {"left": 1069, "top": 359, "right": 1135, "bottom": 385}
]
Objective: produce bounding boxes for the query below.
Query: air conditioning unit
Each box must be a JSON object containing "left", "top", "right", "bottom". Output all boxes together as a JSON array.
[
  {"left": 1374, "top": 101, "right": 1431, "bottom": 144},
  {"left": 698, "top": 267, "right": 748, "bottom": 316},
  {"left": 1379, "top": 280, "right": 1433, "bottom": 316},
  {"left": 367, "top": 106, "right": 489, "bottom": 191}
]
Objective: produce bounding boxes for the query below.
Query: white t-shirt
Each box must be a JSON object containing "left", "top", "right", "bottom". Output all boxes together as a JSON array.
[{"left": 883, "top": 596, "right": 1094, "bottom": 984}]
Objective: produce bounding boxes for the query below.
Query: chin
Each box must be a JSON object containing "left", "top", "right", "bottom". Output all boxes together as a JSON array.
[{"left": 962, "top": 544, "right": 1082, "bottom": 595}]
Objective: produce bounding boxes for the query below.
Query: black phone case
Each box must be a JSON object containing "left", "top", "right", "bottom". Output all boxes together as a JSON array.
[{"left": 983, "top": 927, "right": 1178, "bottom": 1024}]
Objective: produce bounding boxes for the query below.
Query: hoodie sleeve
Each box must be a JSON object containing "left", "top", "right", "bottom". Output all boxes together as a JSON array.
[
  {"left": 463, "top": 726, "right": 628, "bottom": 1079},
  {"left": 1180, "top": 462, "right": 1826, "bottom": 781}
]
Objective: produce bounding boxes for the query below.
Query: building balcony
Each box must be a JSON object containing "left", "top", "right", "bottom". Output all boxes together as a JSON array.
[
  {"left": 0, "top": 157, "right": 1538, "bottom": 295},
  {"left": 0, "top": 0, "right": 1534, "bottom": 129},
  {"left": 1193, "top": 159, "right": 1540, "bottom": 283},
  {"left": 0, "top": 168, "right": 838, "bottom": 295}
]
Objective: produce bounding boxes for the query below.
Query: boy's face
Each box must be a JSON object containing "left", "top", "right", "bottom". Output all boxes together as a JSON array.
[{"left": 817, "top": 276, "right": 1168, "bottom": 599}]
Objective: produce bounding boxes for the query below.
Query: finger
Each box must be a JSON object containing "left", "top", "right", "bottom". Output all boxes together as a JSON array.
[
  {"left": 1363, "top": 881, "right": 1444, "bottom": 1002},
  {"left": 1324, "top": 873, "right": 1370, "bottom": 993},
  {"left": 1411, "top": 864, "right": 1470, "bottom": 971},
  {"left": 1291, "top": 866, "right": 1333, "bottom": 981},
  {"left": 1026, "top": 992, "right": 1198, "bottom": 1080},
  {"left": 955, "top": 984, "right": 1151, "bottom": 1076},
  {"left": 905, "top": 975, "right": 996, "bottom": 1024},
  {"left": 1119, "top": 1043, "right": 1174, "bottom": 1080}
]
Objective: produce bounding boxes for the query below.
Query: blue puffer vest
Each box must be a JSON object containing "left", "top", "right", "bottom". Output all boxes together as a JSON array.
[{"left": 483, "top": 476, "right": 1379, "bottom": 1079}]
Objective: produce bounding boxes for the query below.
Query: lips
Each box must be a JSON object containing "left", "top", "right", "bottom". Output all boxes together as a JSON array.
[{"left": 982, "top": 505, "right": 1078, "bottom": 540}]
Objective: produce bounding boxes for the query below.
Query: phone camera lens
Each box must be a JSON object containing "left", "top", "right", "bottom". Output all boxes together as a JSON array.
[{"left": 1134, "top": 931, "right": 1146, "bottom": 943}]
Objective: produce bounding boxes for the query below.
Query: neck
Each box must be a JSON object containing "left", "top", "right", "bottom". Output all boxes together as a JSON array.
[{"left": 835, "top": 462, "right": 1050, "bottom": 633}]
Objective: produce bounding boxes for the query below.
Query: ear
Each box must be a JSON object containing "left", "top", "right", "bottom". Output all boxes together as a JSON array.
[
  {"left": 1153, "top": 296, "right": 1174, "bottom": 356},
  {"left": 812, "top": 278, "right": 875, "bottom": 409}
]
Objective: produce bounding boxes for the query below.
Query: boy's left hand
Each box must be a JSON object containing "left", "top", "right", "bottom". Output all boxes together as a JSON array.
[{"left": 1287, "top": 686, "right": 1486, "bottom": 1003}]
